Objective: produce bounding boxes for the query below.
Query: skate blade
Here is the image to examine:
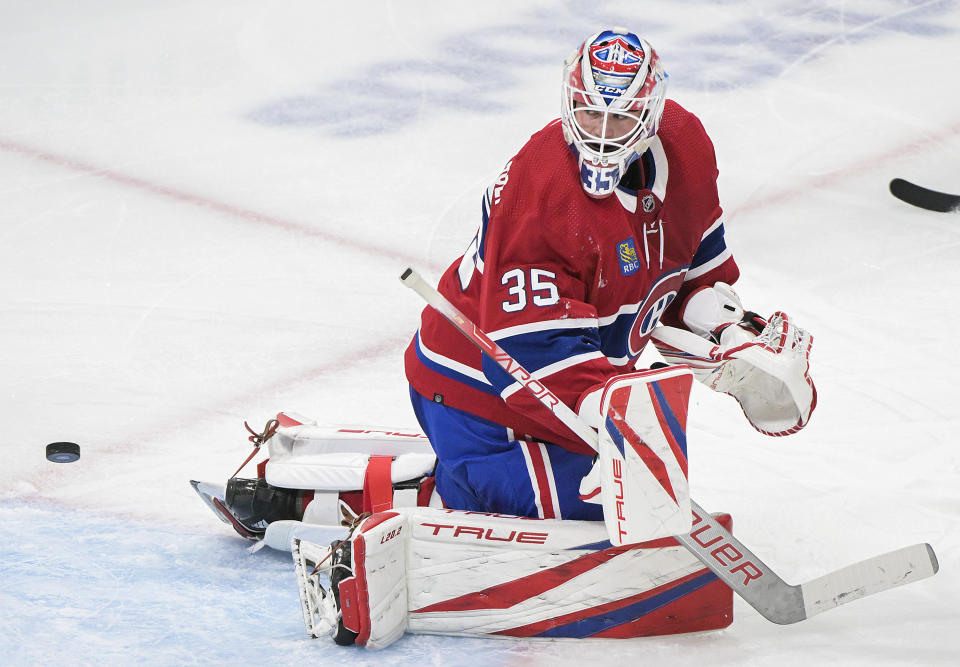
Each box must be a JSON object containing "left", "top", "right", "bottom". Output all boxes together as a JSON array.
[
  {"left": 190, "top": 480, "right": 228, "bottom": 522},
  {"left": 190, "top": 479, "right": 263, "bottom": 541}
]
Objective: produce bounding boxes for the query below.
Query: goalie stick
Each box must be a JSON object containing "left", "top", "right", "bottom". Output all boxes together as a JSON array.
[
  {"left": 399, "top": 266, "right": 938, "bottom": 625},
  {"left": 890, "top": 178, "right": 960, "bottom": 213}
]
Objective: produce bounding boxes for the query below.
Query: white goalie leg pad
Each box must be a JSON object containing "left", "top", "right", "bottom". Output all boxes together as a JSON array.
[
  {"left": 294, "top": 506, "right": 734, "bottom": 647},
  {"left": 402, "top": 509, "right": 675, "bottom": 638},
  {"left": 592, "top": 366, "right": 693, "bottom": 545},
  {"left": 265, "top": 420, "right": 435, "bottom": 490},
  {"left": 237, "top": 415, "right": 443, "bottom": 552}
]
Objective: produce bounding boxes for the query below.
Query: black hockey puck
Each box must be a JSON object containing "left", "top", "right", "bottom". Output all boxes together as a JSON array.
[{"left": 46, "top": 442, "right": 81, "bottom": 463}]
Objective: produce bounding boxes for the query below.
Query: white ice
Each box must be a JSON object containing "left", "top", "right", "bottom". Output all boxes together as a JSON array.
[{"left": 2, "top": 1, "right": 959, "bottom": 664}]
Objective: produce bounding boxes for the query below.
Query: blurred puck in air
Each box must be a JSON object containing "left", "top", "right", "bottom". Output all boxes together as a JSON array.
[{"left": 46, "top": 442, "right": 81, "bottom": 463}]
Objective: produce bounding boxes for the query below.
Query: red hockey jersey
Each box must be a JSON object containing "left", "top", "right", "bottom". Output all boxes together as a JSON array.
[{"left": 405, "top": 100, "right": 739, "bottom": 454}]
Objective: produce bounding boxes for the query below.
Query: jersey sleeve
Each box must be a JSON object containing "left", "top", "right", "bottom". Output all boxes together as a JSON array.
[{"left": 659, "top": 108, "right": 740, "bottom": 329}]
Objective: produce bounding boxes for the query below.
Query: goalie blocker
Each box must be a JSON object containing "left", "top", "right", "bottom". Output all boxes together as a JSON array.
[{"left": 579, "top": 365, "right": 695, "bottom": 545}]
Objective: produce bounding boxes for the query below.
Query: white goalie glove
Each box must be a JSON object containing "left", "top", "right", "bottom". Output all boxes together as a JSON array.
[{"left": 652, "top": 284, "right": 817, "bottom": 436}]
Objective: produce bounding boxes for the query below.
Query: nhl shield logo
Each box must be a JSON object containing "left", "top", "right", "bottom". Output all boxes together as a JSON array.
[
  {"left": 642, "top": 195, "right": 656, "bottom": 212},
  {"left": 618, "top": 238, "right": 641, "bottom": 275}
]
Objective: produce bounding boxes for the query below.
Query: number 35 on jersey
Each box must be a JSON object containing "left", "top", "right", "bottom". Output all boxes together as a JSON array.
[{"left": 500, "top": 268, "right": 559, "bottom": 312}]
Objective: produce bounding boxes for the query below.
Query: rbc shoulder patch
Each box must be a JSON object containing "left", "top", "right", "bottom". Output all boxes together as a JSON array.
[{"left": 617, "top": 237, "right": 641, "bottom": 275}]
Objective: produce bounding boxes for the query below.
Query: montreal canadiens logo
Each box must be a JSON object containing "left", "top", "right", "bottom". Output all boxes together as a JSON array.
[
  {"left": 627, "top": 269, "right": 685, "bottom": 356},
  {"left": 590, "top": 36, "right": 645, "bottom": 75}
]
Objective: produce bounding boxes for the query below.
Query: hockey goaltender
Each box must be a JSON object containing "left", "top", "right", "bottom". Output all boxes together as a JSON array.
[{"left": 191, "top": 28, "right": 938, "bottom": 649}]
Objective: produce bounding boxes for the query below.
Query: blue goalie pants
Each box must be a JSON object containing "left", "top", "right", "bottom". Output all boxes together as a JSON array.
[{"left": 409, "top": 387, "right": 603, "bottom": 521}]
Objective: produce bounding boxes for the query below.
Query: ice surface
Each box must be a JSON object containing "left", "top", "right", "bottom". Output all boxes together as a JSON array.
[{"left": 2, "top": 1, "right": 959, "bottom": 664}]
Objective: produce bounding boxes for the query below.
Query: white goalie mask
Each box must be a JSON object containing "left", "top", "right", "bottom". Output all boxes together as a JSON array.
[{"left": 561, "top": 29, "right": 669, "bottom": 198}]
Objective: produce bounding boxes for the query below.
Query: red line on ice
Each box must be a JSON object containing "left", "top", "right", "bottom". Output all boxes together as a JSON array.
[
  {"left": 99, "top": 333, "right": 413, "bottom": 452},
  {"left": 0, "top": 136, "right": 435, "bottom": 269},
  {"left": 732, "top": 119, "right": 960, "bottom": 215},
  {"left": 0, "top": 137, "right": 439, "bottom": 452}
]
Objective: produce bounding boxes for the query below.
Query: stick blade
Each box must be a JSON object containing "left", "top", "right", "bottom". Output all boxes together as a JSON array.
[
  {"left": 890, "top": 178, "right": 960, "bottom": 212},
  {"left": 800, "top": 543, "right": 939, "bottom": 620}
]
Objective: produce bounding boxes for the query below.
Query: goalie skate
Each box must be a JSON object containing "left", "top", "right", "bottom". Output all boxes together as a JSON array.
[{"left": 189, "top": 479, "right": 261, "bottom": 541}]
